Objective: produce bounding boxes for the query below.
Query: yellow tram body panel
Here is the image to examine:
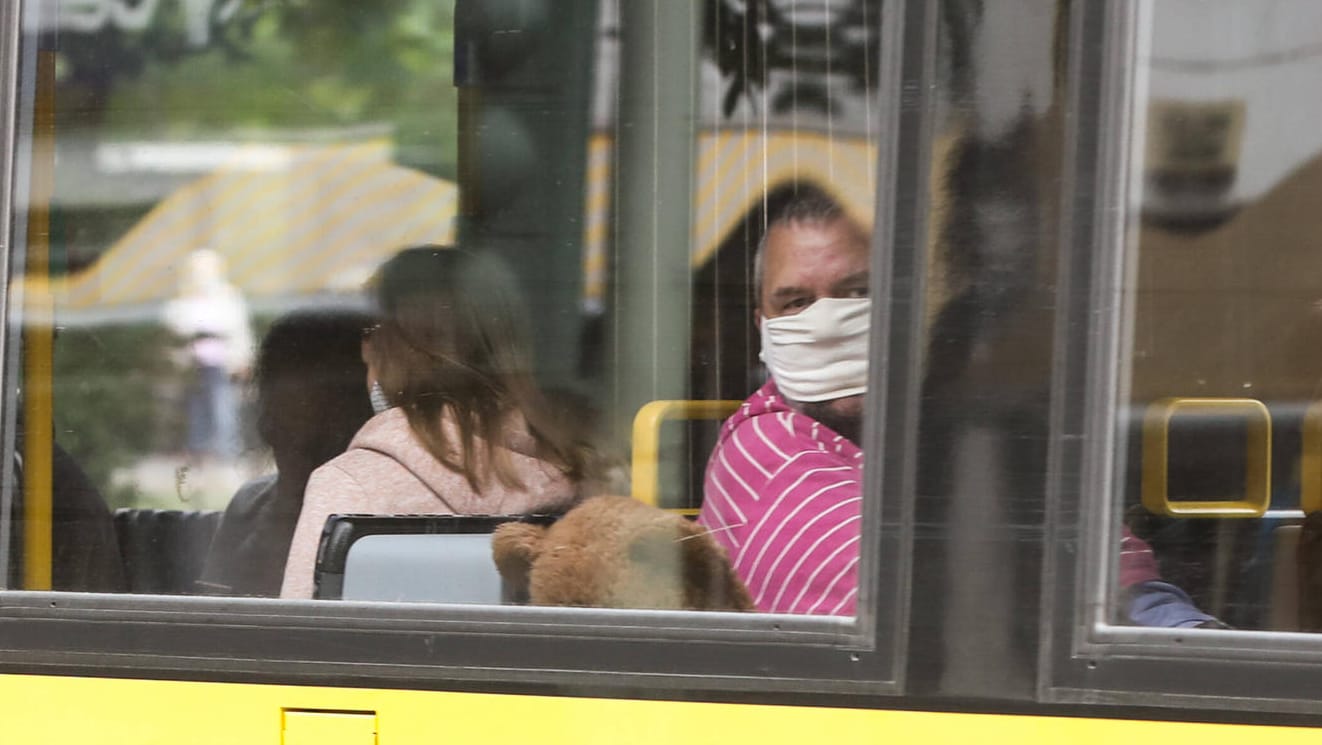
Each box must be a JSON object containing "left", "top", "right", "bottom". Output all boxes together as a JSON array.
[{"left": 1, "top": 674, "right": 1315, "bottom": 744}]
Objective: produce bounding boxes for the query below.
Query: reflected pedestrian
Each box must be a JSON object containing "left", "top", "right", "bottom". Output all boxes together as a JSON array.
[{"left": 163, "top": 248, "right": 253, "bottom": 462}]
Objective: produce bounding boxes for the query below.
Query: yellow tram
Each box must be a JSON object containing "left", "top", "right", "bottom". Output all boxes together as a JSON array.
[{"left": 3, "top": 0, "right": 1322, "bottom": 741}]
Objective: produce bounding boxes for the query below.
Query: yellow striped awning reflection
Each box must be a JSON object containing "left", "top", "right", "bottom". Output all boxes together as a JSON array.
[
  {"left": 580, "top": 130, "right": 877, "bottom": 309},
  {"left": 50, "top": 133, "right": 872, "bottom": 318},
  {"left": 48, "top": 141, "right": 457, "bottom": 318},
  {"left": 691, "top": 130, "right": 876, "bottom": 267}
]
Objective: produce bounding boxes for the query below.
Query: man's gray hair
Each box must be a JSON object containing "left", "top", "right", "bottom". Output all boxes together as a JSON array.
[{"left": 752, "top": 184, "right": 848, "bottom": 303}]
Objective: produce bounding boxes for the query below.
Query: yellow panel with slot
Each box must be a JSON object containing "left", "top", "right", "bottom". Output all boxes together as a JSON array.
[
  {"left": 5, "top": 673, "right": 1322, "bottom": 744},
  {"left": 283, "top": 710, "right": 377, "bottom": 745}
]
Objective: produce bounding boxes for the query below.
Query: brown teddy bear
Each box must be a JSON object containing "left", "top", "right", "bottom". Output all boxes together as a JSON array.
[{"left": 491, "top": 495, "right": 754, "bottom": 611}]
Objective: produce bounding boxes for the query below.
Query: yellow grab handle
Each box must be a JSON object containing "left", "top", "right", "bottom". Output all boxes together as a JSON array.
[
  {"left": 22, "top": 50, "right": 58, "bottom": 590},
  {"left": 1141, "top": 397, "right": 1271, "bottom": 518},
  {"left": 630, "top": 400, "right": 741, "bottom": 507},
  {"left": 1302, "top": 401, "right": 1322, "bottom": 513}
]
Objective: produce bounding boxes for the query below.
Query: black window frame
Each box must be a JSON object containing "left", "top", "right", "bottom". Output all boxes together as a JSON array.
[
  {"left": 0, "top": 0, "right": 931, "bottom": 700},
  {"left": 1043, "top": 0, "right": 1322, "bottom": 714}
]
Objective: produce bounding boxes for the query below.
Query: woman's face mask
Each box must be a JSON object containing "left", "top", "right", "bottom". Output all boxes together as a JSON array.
[
  {"left": 369, "top": 380, "right": 392, "bottom": 414},
  {"left": 759, "top": 297, "right": 870, "bottom": 402}
]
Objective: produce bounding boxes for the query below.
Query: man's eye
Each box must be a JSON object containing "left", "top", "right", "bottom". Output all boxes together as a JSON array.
[
  {"left": 845, "top": 286, "right": 869, "bottom": 298},
  {"left": 783, "top": 297, "right": 811, "bottom": 312}
]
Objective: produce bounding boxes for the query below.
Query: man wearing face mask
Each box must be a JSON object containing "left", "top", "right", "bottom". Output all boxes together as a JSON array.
[
  {"left": 697, "top": 186, "right": 1224, "bottom": 628},
  {"left": 698, "top": 186, "right": 870, "bottom": 617}
]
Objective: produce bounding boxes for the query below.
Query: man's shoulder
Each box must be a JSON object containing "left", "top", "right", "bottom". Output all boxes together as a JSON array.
[
  {"left": 714, "top": 383, "right": 857, "bottom": 480},
  {"left": 723, "top": 402, "right": 819, "bottom": 455},
  {"left": 727, "top": 381, "right": 849, "bottom": 444}
]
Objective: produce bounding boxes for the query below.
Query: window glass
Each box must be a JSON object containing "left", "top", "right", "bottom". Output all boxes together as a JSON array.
[
  {"left": 2, "top": 0, "right": 886, "bottom": 625},
  {"left": 1112, "top": 0, "right": 1322, "bottom": 632}
]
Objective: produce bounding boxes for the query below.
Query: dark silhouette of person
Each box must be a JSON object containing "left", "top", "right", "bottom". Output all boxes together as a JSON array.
[
  {"left": 6, "top": 433, "right": 127, "bottom": 593},
  {"left": 196, "top": 308, "right": 375, "bottom": 596}
]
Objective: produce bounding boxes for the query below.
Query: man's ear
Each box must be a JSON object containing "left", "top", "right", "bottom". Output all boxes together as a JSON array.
[{"left": 753, "top": 308, "right": 763, "bottom": 329}]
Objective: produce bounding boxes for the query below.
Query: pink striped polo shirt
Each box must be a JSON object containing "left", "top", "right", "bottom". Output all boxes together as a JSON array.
[{"left": 698, "top": 380, "right": 863, "bottom": 616}]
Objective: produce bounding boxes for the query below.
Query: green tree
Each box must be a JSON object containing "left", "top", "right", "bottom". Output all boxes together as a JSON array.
[{"left": 58, "top": 0, "right": 458, "bottom": 176}]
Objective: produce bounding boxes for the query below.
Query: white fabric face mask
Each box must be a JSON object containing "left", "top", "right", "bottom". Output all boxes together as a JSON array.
[{"left": 759, "top": 297, "right": 871, "bottom": 402}]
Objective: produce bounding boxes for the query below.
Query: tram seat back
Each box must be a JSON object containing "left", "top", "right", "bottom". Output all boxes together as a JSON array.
[
  {"left": 340, "top": 533, "right": 501, "bottom": 603},
  {"left": 112, "top": 508, "right": 221, "bottom": 594},
  {"left": 314, "top": 514, "right": 558, "bottom": 602}
]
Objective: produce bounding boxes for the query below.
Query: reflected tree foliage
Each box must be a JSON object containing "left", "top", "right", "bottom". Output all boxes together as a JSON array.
[{"left": 54, "top": 0, "right": 457, "bottom": 176}]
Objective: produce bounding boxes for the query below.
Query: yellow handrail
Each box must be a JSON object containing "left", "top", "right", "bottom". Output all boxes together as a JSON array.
[
  {"left": 1302, "top": 401, "right": 1322, "bottom": 514},
  {"left": 630, "top": 400, "right": 740, "bottom": 507},
  {"left": 1141, "top": 397, "right": 1271, "bottom": 518},
  {"left": 21, "top": 50, "right": 57, "bottom": 590}
]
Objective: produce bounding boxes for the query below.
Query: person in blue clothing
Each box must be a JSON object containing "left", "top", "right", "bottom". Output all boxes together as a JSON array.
[{"left": 1122, "top": 526, "right": 1227, "bottom": 628}]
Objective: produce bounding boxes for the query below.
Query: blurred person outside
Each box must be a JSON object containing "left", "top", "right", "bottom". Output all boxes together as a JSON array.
[
  {"left": 280, "top": 246, "right": 588, "bottom": 598},
  {"left": 163, "top": 248, "right": 254, "bottom": 462},
  {"left": 196, "top": 309, "right": 376, "bottom": 597}
]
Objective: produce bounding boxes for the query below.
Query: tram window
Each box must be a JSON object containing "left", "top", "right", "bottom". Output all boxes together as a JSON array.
[
  {"left": 0, "top": 0, "right": 894, "bottom": 635},
  {"left": 1106, "top": 0, "right": 1322, "bottom": 633}
]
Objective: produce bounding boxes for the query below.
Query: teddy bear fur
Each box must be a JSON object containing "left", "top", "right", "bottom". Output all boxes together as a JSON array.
[{"left": 491, "top": 495, "right": 754, "bottom": 611}]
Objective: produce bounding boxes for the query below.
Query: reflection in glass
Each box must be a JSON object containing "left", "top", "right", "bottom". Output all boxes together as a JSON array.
[
  {"left": 3, "top": 0, "right": 884, "bottom": 615},
  {"left": 8, "top": 2, "right": 463, "bottom": 593},
  {"left": 1117, "top": 0, "right": 1322, "bottom": 631}
]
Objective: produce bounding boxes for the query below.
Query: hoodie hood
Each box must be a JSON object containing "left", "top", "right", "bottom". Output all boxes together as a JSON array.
[{"left": 347, "top": 408, "right": 577, "bottom": 514}]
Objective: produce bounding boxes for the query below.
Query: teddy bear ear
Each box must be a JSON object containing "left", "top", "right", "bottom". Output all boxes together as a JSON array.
[{"left": 491, "top": 522, "right": 547, "bottom": 604}]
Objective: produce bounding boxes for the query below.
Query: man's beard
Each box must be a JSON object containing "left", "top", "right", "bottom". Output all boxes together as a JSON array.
[{"left": 798, "top": 400, "right": 864, "bottom": 447}]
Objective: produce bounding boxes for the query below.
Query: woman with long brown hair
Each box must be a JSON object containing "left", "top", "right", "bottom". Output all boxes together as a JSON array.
[{"left": 280, "top": 246, "right": 585, "bottom": 598}]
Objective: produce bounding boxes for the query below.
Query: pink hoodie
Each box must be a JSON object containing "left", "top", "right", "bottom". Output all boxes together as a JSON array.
[{"left": 280, "top": 408, "right": 577, "bottom": 598}]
